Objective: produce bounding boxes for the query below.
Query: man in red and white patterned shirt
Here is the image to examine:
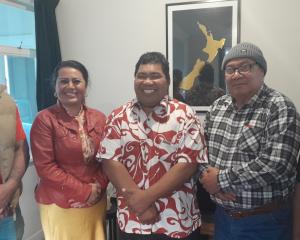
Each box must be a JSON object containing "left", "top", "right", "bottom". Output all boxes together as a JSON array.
[{"left": 98, "top": 52, "right": 207, "bottom": 240}]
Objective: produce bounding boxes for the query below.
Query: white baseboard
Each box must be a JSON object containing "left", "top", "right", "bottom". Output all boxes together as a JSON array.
[{"left": 24, "top": 230, "right": 44, "bottom": 240}]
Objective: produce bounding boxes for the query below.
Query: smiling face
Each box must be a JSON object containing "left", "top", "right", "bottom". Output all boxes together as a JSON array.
[
  {"left": 225, "top": 58, "right": 265, "bottom": 107},
  {"left": 55, "top": 67, "right": 87, "bottom": 108},
  {"left": 134, "top": 64, "right": 169, "bottom": 115}
]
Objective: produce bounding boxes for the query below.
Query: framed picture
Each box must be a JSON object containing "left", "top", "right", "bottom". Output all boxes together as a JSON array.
[{"left": 166, "top": 0, "right": 240, "bottom": 112}]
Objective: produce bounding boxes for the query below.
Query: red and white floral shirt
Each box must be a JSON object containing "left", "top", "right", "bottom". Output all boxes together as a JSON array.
[{"left": 98, "top": 96, "right": 207, "bottom": 238}]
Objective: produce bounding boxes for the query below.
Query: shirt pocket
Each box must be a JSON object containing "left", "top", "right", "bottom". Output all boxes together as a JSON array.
[
  {"left": 89, "top": 125, "right": 103, "bottom": 137},
  {"left": 87, "top": 126, "right": 103, "bottom": 148},
  {"left": 152, "top": 136, "right": 178, "bottom": 164},
  {"left": 237, "top": 121, "right": 265, "bottom": 155},
  {"left": 54, "top": 126, "right": 69, "bottom": 139}
]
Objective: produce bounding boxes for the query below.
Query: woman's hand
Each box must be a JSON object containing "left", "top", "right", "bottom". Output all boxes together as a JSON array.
[
  {"left": 69, "top": 181, "right": 103, "bottom": 207},
  {"left": 86, "top": 182, "right": 102, "bottom": 205}
]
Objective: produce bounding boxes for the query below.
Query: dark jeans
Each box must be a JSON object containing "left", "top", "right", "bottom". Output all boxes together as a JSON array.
[
  {"left": 14, "top": 204, "right": 24, "bottom": 240},
  {"left": 214, "top": 205, "right": 292, "bottom": 240},
  {"left": 0, "top": 217, "right": 16, "bottom": 240},
  {"left": 119, "top": 228, "right": 202, "bottom": 240}
]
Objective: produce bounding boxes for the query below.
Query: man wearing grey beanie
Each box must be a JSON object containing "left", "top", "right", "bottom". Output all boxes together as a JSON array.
[{"left": 200, "top": 42, "right": 300, "bottom": 240}]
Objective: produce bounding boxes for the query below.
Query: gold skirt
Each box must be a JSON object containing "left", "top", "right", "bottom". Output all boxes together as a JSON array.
[{"left": 39, "top": 197, "right": 107, "bottom": 240}]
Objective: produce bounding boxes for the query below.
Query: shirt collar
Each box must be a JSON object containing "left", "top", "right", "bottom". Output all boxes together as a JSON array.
[
  {"left": 55, "top": 100, "right": 87, "bottom": 115},
  {"left": 53, "top": 101, "right": 99, "bottom": 132},
  {"left": 130, "top": 95, "right": 170, "bottom": 122},
  {"left": 131, "top": 95, "right": 170, "bottom": 111},
  {"left": 231, "top": 84, "right": 265, "bottom": 110}
]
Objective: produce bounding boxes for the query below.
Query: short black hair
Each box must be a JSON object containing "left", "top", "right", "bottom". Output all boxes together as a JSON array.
[
  {"left": 134, "top": 52, "right": 170, "bottom": 82},
  {"left": 52, "top": 60, "right": 89, "bottom": 88}
]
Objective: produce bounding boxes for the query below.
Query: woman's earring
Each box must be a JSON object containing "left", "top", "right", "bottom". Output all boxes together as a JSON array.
[{"left": 54, "top": 92, "right": 57, "bottom": 98}]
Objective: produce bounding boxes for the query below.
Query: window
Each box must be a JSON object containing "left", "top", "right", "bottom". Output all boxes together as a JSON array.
[{"left": 0, "top": 0, "right": 36, "bottom": 140}]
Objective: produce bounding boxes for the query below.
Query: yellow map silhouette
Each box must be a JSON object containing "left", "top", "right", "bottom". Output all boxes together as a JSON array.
[{"left": 179, "top": 22, "right": 226, "bottom": 90}]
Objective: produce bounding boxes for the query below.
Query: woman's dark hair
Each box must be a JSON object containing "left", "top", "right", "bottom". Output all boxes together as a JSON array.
[
  {"left": 52, "top": 60, "right": 89, "bottom": 88},
  {"left": 134, "top": 52, "right": 170, "bottom": 82}
]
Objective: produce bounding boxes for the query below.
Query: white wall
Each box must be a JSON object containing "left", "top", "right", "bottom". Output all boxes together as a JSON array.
[
  {"left": 240, "top": 0, "right": 300, "bottom": 109},
  {"left": 56, "top": 0, "right": 300, "bottom": 116},
  {"left": 56, "top": 0, "right": 167, "bottom": 115}
]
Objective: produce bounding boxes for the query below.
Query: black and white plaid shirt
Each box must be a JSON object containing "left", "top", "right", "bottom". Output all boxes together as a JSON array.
[{"left": 205, "top": 84, "right": 300, "bottom": 209}]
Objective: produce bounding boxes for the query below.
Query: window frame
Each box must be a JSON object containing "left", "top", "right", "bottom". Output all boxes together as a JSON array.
[
  {"left": 0, "top": 0, "right": 36, "bottom": 126},
  {"left": 0, "top": 0, "right": 36, "bottom": 92},
  {"left": 0, "top": 0, "right": 34, "bottom": 11}
]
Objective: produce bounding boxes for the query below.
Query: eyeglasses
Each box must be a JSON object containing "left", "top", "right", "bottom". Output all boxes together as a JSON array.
[{"left": 224, "top": 63, "right": 257, "bottom": 75}]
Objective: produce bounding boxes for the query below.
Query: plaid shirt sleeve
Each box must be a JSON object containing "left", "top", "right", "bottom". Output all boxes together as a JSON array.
[{"left": 218, "top": 102, "right": 300, "bottom": 193}]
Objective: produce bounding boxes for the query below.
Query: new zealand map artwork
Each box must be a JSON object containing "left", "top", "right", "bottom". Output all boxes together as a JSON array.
[
  {"left": 179, "top": 22, "right": 226, "bottom": 91},
  {"left": 171, "top": 5, "right": 234, "bottom": 107}
]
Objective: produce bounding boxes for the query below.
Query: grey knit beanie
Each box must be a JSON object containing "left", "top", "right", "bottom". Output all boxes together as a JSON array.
[{"left": 222, "top": 42, "right": 267, "bottom": 74}]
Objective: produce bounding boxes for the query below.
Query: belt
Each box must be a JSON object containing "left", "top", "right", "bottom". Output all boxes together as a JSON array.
[{"left": 223, "top": 199, "right": 291, "bottom": 219}]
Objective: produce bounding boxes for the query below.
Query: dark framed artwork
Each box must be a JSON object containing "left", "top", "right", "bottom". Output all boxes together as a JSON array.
[{"left": 166, "top": 0, "right": 240, "bottom": 112}]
